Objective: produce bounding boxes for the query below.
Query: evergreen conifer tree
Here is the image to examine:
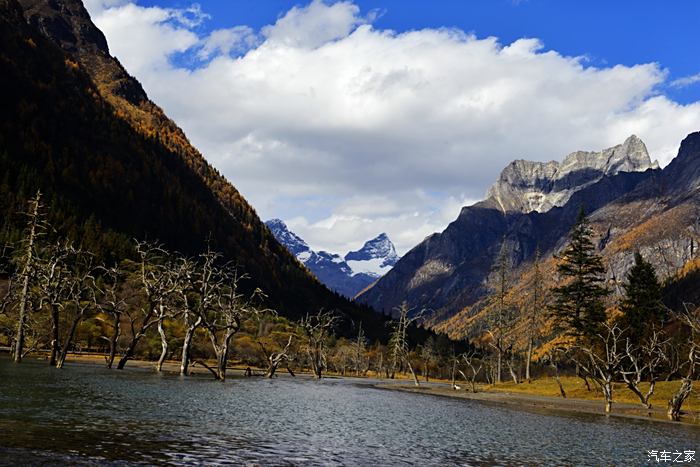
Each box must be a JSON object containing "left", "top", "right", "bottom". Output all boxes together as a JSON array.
[
  {"left": 620, "top": 251, "right": 664, "bottom": 342},
  {"left": 550, "top": 207, "right": 608, "bottom": 339}
]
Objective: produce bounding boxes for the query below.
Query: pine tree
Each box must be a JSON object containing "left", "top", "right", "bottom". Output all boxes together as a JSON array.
[
  {"left": 550, "top": 207, "right": 608, "bottom": 339},
  {"left": 620, "top": 252, "right": 664, "bottom": 342}
]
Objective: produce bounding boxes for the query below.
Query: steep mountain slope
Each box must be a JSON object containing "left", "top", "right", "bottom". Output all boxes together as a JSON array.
[
  {"left": 357, "top": 137, "right": 664, "bottom": 320},
  {"left": 0, "top": 0, "right": 386, "bottom": 335},
  {"left": 266, "top": 219, "right": 399, "bottom": 298}
]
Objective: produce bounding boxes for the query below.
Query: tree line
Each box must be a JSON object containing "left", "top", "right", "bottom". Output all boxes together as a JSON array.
[{"left": 0, "top": 192, "right": 454, "bottom": 383}]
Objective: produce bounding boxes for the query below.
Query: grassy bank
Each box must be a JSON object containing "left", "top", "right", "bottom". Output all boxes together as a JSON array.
[{"left": 378, "top": 376, "right": 700, "bottom": 426}]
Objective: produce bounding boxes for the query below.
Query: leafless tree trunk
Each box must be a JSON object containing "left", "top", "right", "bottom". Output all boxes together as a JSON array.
[
  {"left": 117, "top": 241, "right": 177, "bottom": 370},
  {"left": 56, "top": 259, "right": 95, "bottom": 369},
  {"left": 571, "top": 324, "right": 625, "bottom": 413},
  {"left": 543, "top": 348, "right": 567, "bottom": 398},
  {"left": 460, "top": 350, "right": 483, "bottom": 393},
  {"left": 14, "top": 191, "right": 43, "bottom": 363},
  {"left": 621, "top": 330, "right": 668, "bottom": 409},
  {"left": 180, "top": 314, "right": 201, "bottom": 376},
  {"left": 667, "top": 304, "right": 699, "bottom": 421},
  {"left": 300, "top": 309, "right": 338, "bottom": 379},
  {"left": 202, "top": 265, "right": 266, "bottom": 381},
  {"left": 388, "top": 303, "right": 423, "bottom": 387},
  {"left": 156, "top": 314, "right": 168, "bottom": 372},
  {"left": 259, "top": 335, "right": 294, "bottom": 378},
  {"left": 525, "top": 338, "right": 533, "bottom": 383}
]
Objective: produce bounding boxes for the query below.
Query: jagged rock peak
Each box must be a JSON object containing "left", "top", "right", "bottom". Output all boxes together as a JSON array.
[
  {"left": 265, "top": 218, "right": 310, "bottom": 257},
  {"left": 486, "top": 135, "right": 659, "bottom": 213}
]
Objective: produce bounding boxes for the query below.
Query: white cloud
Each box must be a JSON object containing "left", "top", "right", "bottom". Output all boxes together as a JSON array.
[
  {"left": 671, "top": 72, "right": 700, "bottom": 89},
  {"left": 197, "top": 26, "right": 258, "bottom": 60},
  {"left": 85, "top": 1, "right": 700, "bottom": 256}
]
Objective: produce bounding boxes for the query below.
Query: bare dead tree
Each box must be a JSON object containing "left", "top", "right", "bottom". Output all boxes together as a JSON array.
[
  {"left": 117, "top": 241, "right": 176, "bottom": 370},
  {"left": 667, "top": 303, "right": 699, "bottom": 421},
  {"left": 201, "top": 266, "right": 266, "bottom": 381},
  {"left": 35, "top": 241, "right": 74, "bottom": 366},
  {"left": 259, "top": 334, "right": 295, "bottom": 378},
  {"left": 353, "top": 323, "right": 367, "bottom": 377},
  {"left": 56, "top": 251, "right": 96, "bottom": 369},
  {"left": 173, "top": 253, "right": 214, "bottom": 376},
  {"left": 544, "top": 348, "right": 567, "bottom": 398},
  {"left": 13, "top": 191, "right": 45, "bottom": 363},
  {"left": 459, "top": 350, "right": 484, "bottom": 393},
  {"left": 504, "top": 342, "right": 520, "bottom": 384},
  {"left": 620, "top": 328, "right": 669, "bottom": 409},
  {"left": 570, "top": 323, "right": 626, "bottom": 413},
  {"left": 300, "top": 309, "right": 338, "bottom": 379},
  {"left": 387, "top": 303, "right": 422, "bottom": 386},
  {"left": 420, "top": 336, "right": 436, "bottom": 382},
  {"left": 93, "top": 266, "right": 129, "bottom": 369}
]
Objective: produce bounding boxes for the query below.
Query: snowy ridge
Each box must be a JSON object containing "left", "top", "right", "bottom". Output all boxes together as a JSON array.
[{"left": 265, "top": 219, "right": 399, "bottom": 298}]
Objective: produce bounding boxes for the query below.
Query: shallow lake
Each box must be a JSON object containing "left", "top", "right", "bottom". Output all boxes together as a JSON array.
[{"left": 0, "top": 356, "right": 698, "bottom": 466}]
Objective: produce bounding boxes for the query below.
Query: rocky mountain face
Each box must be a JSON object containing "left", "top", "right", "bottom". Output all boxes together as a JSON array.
[
  {"left": 486, "top": 135, "right": 658, "bottom": 214},
  {"left": 0, "top": 0, "right": 387, "bottom": 335},
  {"left": 266, "top": 220, "right": 399, "bottom": 298},
  {"left": 357, "top": 134, "right": 700, "bottom": 327}
]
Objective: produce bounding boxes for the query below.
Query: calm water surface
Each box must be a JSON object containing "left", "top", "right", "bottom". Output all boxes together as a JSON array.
[{"left": 0, "top": 356, "right": 698, "bottom": 466}]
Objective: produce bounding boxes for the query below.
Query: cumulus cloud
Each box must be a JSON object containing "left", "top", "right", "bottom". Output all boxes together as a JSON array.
[{"left": 85, "top": 1, "right": 700, "bottom": 255}]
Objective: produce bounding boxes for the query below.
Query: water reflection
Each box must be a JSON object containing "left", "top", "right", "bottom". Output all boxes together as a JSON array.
[{"left": 0, "top": 356, "right": 698, "bottom": 466}]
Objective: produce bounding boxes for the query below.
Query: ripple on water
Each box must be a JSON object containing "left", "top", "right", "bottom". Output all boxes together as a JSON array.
[{"left": 0, "top": 357, "right": 699, "bottom": 466}]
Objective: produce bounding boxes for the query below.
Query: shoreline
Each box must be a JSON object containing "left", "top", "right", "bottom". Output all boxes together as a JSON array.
[
  {"left": 8, "top": 352, "right": 700, "bottom": 427},
  {"left": 375, "top": 382, "right": 700, "bottom": 428}
]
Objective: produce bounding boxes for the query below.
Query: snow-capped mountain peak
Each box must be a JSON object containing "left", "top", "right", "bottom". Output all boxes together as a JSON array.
[
  {"left": 345, "top": 233, "right": 399, "bottom": 277},
  {"left": 265, "top": 221, "right": 400, "bottom": 298}
]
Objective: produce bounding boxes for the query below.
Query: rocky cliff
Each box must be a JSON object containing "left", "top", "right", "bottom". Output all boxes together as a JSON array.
[{"left": 486, "top": 135, "right": 658, "bottom": 213}]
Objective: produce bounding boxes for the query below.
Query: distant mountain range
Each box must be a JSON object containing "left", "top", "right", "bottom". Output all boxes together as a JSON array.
[
  {"left": 266, "top": 219, "right": 399, "bottom": 298},
  {"left": 357, "top": 133, "right": 700, "bottom": 339}
]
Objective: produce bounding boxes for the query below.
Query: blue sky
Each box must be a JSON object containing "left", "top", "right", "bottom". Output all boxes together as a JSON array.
[
  {"left": 139, "top": 0, "right": 700, "bottom": 103},
  {"left": 87, "top": 0, "right": 700, "bottom": 254}
]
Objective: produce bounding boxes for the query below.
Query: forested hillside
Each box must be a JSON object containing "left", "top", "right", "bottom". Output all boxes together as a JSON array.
[{"left": 0, "top": 0, "right": 386, "bottom": 336}]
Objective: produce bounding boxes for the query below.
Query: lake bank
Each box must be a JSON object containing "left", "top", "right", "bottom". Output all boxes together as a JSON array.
[
  {"left": 376, "top": 381, "right": 700, "bottom": 427},
  {"left": 19, "top": 351, "right": 700, "bottom": 428}
]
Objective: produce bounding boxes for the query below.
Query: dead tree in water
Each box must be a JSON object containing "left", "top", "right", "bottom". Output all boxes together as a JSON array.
[
  {"left": 300, "top": 309, "right": 338, "bottom": 379},
  {"left": 56, "top": 253, "right": 96, "bottom": 369},
  {"left": 201, "top": 267, "right": 266, "bottom": 381},
  {"left": 94, "top": 267, "right": 129, "bottom": 368},
  {"left": 388, "top": 303, "right": 422, "bottom": 386},
  {"left": 259, "top": 335, "right": 295, "bottom": 378},
  {"left": 173, "top": 254, "right": 211, "bottom": 376},
  {"left": 117, "top": 241, "right": 177, "bottom": 370},
  {"left": 34, "top": 242, "right": 73, "bottom": 366},
  {"left": 13, "top": 191, "right": 45, "bottom": 363}
]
